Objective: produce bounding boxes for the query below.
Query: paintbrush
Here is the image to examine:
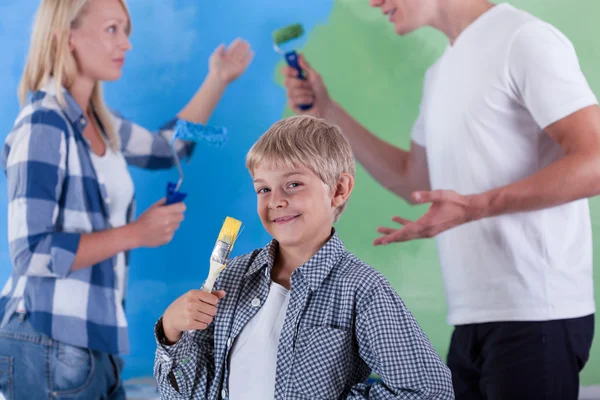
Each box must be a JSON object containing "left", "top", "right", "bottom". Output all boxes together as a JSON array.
[{"left": 202, "top": 216, "right": 243, "bottom": 292}]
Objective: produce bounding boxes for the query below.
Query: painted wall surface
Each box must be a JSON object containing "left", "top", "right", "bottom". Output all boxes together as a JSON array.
[{"left": 0, "top": 0, "right": 598, "bottom": 383}]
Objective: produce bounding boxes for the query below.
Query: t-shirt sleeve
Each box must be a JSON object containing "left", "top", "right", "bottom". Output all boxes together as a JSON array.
[
  {"left": 410, "top": 101, "right": 426, "bottom": 147},
  {"left": 507, "top": 20, "right": 598, "bottom": 130},
  {"left": 410, "top": 68, "right": 435, "bottom": 148}
]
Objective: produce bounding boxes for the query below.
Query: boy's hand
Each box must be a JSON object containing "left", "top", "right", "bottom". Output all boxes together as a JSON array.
[
  {"left": 282, "top": 54, "right": 333, "bottom": 116},
  {"left": 161, "top": 290, "right": 226, "bottom": 344}
]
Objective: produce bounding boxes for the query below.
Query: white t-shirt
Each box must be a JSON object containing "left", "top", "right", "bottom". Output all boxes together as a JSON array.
[
  {"left": 228, "top": 281, "right": 290, "bottom": 400},
  {"left": 90, "top": 145, "right": 134, "bottom": 313},
  {"left": 412, "top": 3, "right": 598, "bottom": 325}
]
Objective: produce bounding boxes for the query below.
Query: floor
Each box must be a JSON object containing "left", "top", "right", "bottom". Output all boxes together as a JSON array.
[
  {"left": 581, "top": 386, "right": 600, "bottom": 400},
  {"left": 124, "top": 378, "right": 160, "bottom": 400},
  {"left": 124, "top": 378, "right": 600, "bottom": 399}
]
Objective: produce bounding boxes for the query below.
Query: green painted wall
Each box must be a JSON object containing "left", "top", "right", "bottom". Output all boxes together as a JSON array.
[{"left": 278, "top": 0, "right": 600, "bottom": 385}]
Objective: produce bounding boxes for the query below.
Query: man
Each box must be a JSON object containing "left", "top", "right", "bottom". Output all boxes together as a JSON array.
[{"left": 282, "top": 0, "right": 599, "bottom": 399}]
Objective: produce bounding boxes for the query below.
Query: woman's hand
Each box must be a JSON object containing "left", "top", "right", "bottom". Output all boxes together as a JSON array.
[
  {"left": 130, "top": 198, "right": 186, "bottom": 248},
  {"left": 208, "top": 38, "right": 254, "bottom": 84}
]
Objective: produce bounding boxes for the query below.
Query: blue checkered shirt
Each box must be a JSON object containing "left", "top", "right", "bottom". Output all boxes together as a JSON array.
[
  {"left": 0, "top": 80, "right": 194, "bottom": 354},
  {"left": 154, "top": 232, "right": 454, "bottom": 399}
]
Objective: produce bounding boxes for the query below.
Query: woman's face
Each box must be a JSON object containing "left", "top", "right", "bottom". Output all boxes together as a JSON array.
[{"left": 69, "top": 0, "right": 132, "bottom": 82}]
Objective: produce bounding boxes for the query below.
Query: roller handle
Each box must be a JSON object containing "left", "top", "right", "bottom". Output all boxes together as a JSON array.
[
  {"left": 165, "top": 182, "right": 187, "bottom": 205},
  {"left": 285, "top": 50, "right": 313, "bottom": 111}
]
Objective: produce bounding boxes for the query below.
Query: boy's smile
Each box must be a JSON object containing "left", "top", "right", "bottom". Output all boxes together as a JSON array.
[{"left": 272, "top": 214, "right": 301, "bottom": 224}]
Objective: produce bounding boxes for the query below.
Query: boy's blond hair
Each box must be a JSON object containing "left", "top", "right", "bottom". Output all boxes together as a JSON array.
[{"left": 246, "top": 115, "right": 355, "bottom": 222}]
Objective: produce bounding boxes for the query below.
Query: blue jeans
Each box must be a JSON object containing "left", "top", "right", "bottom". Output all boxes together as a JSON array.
[{"left": 0, "top": 312, "right": 126, "bottom": 399}]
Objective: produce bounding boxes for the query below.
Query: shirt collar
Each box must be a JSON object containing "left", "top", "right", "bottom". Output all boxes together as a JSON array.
[
  {"left": 40, "top": 77, "right": 85, "bottom": 127},
  {"left": 244, "top": 229, "right": 346, "bottom": 292}
]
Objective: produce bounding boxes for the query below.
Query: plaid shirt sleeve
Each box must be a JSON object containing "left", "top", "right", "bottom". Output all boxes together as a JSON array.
[
  {"left": 113, "top": 112, "right": 195, "bottom": 170},
  {"left": 154, "top": 318, "right": 215, "bottom": 400},
  {"left": 348, "top": 278, "right": 454, "bottom": 399},
  {"left": 4, "top": 110, "right": 80, "bottom": 278}
]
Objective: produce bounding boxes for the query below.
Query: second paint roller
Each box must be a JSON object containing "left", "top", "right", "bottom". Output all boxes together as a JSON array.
[{"left": 272, "top": 23, "right": 313, "bottom": 110}]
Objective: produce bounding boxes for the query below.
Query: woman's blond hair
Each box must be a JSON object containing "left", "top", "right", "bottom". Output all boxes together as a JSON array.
[
  {"left": 18, "top": 0, "right": 132, "bottom": 150},
  {"left": 246, "top": 115, "right": 356, "bottom": 222}
]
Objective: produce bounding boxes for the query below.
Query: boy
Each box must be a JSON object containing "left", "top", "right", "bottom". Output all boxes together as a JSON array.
[{"left": 153, "top": 115, "right": 454, "bottom": 399}]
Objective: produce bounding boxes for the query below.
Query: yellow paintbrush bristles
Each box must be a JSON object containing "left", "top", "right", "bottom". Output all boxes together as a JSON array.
[
  {"left": 204, "top": 216, "right": 242, "bottom": 292},
  {"left": 217, "top": 216, "right": 242, "bottom": 251}
]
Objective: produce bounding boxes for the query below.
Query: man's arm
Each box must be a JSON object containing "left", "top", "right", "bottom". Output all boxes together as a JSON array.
[
  {"left": 322, "top": 101, "right": 430, "bottom": 202},
  {"left": 374, "top": 21, "right": 600, "bottom": 244},
  {"left": 375, "top": 105, "right": 600, "bottom": 244},
  {"left": 283, "top": 55, "right": 430, "bottom": 204},
  {"left": 477, "top": 105, "right": 600, "bottom": 217}
]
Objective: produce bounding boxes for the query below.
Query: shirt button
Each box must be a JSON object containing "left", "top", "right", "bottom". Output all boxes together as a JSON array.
[
  {"left": 161, "top": 354, "right": 169, "bottom": 362},
  {"left": 80, "top": 117, "right": 86, "bottom": 125},
  {"left": 251, "top": 298, "right": 261, "bottom": 307},
  {"left": 227, "top": 337, "right": 233, "bottom": 348},
  {"left": 221, "top": 389, "right": 227, "bottom": 398}
]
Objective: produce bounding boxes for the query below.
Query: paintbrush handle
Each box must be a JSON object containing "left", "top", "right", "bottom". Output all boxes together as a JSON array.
[
  {"left": 285, "top": 50, "right": 313, "bottom": 111},
  {"left": 201, "top": 277, "right": 216, "bottom": 293},
  {"left": 202, "top": 262, "right": 225, "bottom": 292}
]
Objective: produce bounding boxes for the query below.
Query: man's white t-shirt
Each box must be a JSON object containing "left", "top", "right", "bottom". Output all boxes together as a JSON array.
[
  {"left": 228, "top": 281, "right": 290, "bottom": 399},
  {"left": 411, "top": 3, "right": 598, "bottom": 325}
]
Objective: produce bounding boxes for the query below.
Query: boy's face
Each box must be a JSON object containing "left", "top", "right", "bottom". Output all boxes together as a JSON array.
[{"left": 252, "top": 163, "right": 337, "bottom": 250}]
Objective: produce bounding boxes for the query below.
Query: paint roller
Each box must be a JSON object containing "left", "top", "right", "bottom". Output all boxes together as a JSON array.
[
  {"left": 165, "top": 120, "right": 227, "bottom": 205},
  {"left": 272, "top": 23, "right": 313, "bottom": 110}
]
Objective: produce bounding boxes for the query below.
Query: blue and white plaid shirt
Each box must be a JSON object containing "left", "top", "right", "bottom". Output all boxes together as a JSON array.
[
  {"left": 154, "top": 231, "right": 454, "bottom": 399},
  {"left": 0, "top": 80, "right": 194, "bottom": 355}
]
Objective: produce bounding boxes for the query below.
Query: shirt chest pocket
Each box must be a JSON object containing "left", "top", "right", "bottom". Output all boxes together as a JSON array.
[{"left": 291, "top": 325, "right": 353, "bottom": 399}]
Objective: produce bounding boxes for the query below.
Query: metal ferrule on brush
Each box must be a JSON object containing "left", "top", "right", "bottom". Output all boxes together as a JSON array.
[{"left": 210, "top": 240, "right": 232, "bottom": 266}]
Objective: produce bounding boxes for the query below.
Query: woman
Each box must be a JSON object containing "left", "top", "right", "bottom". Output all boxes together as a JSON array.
[{"left": 0, "top": 0, "right": 253, "bottom": 398}]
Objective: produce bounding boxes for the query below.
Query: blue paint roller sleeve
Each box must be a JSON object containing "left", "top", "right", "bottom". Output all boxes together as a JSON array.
[{"left": 165, "top": 119, "right": 228, "bottom": 205}]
